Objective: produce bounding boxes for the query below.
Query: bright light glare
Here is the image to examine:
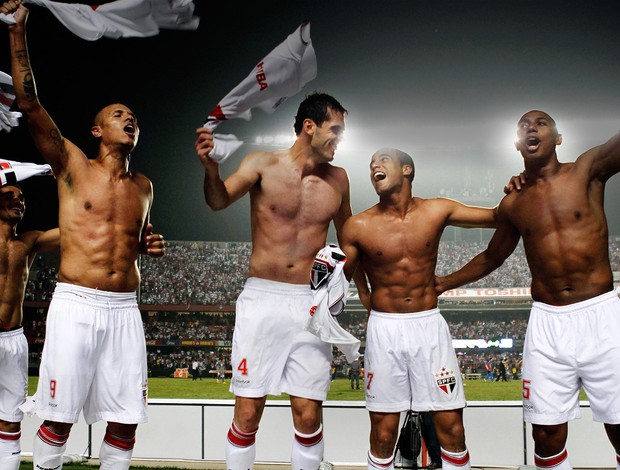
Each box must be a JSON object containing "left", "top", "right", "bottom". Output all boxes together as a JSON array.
[{"left": 254, "top": 134, "right": 294, "bottom": 147}]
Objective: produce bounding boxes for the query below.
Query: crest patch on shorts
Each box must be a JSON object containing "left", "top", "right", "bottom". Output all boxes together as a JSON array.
[{"left": 435, "top": 367, "right": 457, "bottom": 395}]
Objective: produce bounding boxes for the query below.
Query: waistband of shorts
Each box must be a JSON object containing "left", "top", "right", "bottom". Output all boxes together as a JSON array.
[
  {"left": 244, "top": 277, "right": 310, "bottom": 294},
  {"left": 0, "top": 326, "right": 23, "bottom": 337},
  {"left": 532, "top": 290, "right": 619, "bottom": 314},
  {"left": 53, "top": 282, "right": 137, "bottom": 307},
  {"left": 370, "top": 307, "right": 440, "bottom": 320}
]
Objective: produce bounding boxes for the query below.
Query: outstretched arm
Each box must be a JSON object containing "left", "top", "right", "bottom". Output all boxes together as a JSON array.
[
  {"left": 3, "top": 1, "right": 74, "bottom": 174},
  {"left": 435, "top": 217, "right": 521, "bottom": 294},
  {"left": 444, "top": 198, "right": 498, "bottom": 229},
  {"left": 27, "top": 227, "right": 60, "bottom": 267}
]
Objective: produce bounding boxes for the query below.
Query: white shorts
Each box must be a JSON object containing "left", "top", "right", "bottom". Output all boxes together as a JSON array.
[
  {"left": 0, "top": 327, "right": 28, "bottom": 422},
  {"left": 523, "top": 291, "right": 620, "bottom": 424},
  {"left": 364, "top": 309, "right": 466, "bottom": 413},
  {"left": 230, "top": 277, "right": 332, "bottom": 400},
  {"left": 34, "top": 283, "right": 148, "bottom": 425}
]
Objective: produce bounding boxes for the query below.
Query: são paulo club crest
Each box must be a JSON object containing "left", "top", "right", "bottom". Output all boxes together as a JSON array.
[{"left": 435, "top": 367, "right": 457, "bottom": 395}]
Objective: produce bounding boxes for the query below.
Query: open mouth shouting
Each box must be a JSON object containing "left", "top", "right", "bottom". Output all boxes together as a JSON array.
[
  {"left": 124, "top": 123, "right": 136, "bottom": 136},
  {"left": 525, "top": 136, "right": 540, "bottom": 152}
]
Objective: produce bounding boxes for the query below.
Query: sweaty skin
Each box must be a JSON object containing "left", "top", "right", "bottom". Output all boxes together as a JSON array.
[
  {"left": 0, "top": 184, "right": 59, "bottom": 437},
  {"left": 0, "top": 185, "right": 58, "bottom": 330},
  {"left": 197, "top": 110, "right": 351, "bottom": 285},
  {"left": 437, "top": 110, "right": 620, "bottom": 306},
  {"left": 342, "top": 149, "right": 497, "bottom": 313},
  {"left": 434, "top": 109, "right": 620, "bottom": 464},
  {"left": 340, "top": 148, "right": 497, "bottom": 462},
  {"left": 3, "top": 0, "right": 164, "bottom": 446},
  {"left": 194, "top": 96, "right": 359, "bottom": 469},
  {"left": 9, "top": 25, "right": 163, "bottom": 291}
]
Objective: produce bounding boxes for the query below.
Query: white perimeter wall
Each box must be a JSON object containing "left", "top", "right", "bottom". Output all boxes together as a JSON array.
[{"left": 19, "top": 400, "right": 614, "bottom": 468}]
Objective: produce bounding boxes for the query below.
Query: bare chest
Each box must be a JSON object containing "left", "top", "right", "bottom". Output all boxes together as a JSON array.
[
  {"left": 359, "top": 214, "right": 441, "bottom": 267},
  {"left": 255, "top": 172, "right": 341, "bottom": 224},
  {"left": 63, "top": 174, "right": 149, "bottom": 229},
  {"left": 510, "top": 180, "right": 594, "bottom": 237}
]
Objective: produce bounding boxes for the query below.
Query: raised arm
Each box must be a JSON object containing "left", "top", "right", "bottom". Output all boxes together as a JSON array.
[
  {"left": 195, "top": 127, "right": 261, "bottom": 211},
  {"left": 582, "top": 130, "right": 620, "bottom": 183},
  {"left": 3, "top": 2, "right": 76, "bottom": 174}
]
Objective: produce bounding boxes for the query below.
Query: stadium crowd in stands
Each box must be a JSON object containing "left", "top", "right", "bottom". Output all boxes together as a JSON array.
[{"left": 21, "top": 238, "right": 620, "bottom": 379}]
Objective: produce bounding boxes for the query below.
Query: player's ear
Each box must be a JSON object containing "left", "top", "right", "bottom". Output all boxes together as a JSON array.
[
  {"left": 556, "top": 133, "right": 562, "bottom": 146},
  {"left": 303, "top": 118, "right": 316, "bottom": 136},
  {"left": 91, "top": 125, "right": 102, "bottom": 138}
]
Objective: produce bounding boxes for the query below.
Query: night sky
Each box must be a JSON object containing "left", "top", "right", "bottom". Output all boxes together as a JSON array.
[{"left": 1, "top": 1, "right": 619, "bottom": 241}]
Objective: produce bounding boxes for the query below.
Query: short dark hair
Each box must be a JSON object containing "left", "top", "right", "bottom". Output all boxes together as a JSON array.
[
  {"left": 373, "top": 147, "right": 415, "bottom": 183},
  {"left": 293, "top": 92, "right": 347, "bottom": 135}
]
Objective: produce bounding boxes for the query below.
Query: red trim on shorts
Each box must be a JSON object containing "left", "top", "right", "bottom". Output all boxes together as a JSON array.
[
  {"left": 441, "top": 450, "right": 470, "bottom": 466},
  {"left": 616, "top": 454, "right": 620, "bottom": 465},
  {"left": 535, "top": 449, "right": 568, "bottom": 468},
  {"left": 227, "top": 421, "right": 258, "bottom": 448}
]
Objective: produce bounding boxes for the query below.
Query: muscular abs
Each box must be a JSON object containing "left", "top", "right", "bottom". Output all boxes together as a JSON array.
[
  {"left": 248, "top": 170, "right": 343, "bottom": 285},
  {"left": 57, "top": 172, "right": 150, "bottom": 293},
  {"left": 508, "top": 176, "right": 612, "bottom": 305}
]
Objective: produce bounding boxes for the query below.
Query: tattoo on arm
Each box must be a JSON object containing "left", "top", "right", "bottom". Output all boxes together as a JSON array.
[
  {"left": 23, "top": 72, "right": 36, "bottom": 101},
  {"left": 15, "top": 50, "right": 36, "bottom": 102},
  {"left": 50, "top": 129, "right": 62, "bottom": 147}
]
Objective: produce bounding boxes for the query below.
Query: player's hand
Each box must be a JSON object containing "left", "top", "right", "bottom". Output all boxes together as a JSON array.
[
  {"left": 0, "top": 0, "right": 28, "bottom": 27},
  {"left": 504, "top": 171, "right": 527, "bottom": 194},
  {"left": 144, "top": 223, "right": 165, "bottom": 257},
  {"left": 195, "top": 127, "right": 217, "bottom": 170},
  {"left": 434, "top": 275, "right": 448, "bottom": 296}
]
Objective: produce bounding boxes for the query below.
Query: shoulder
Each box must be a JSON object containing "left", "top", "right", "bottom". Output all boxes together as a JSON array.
[
  {"left": 17, "top": 230, "right": 44, "bottom": 250},
  {"left": 241, "top": 149, "right": 280, "bottom": 167},
  {"left": 418, "top": 196, "right": 455, "bottom": 212},
  {"left": 344, "top": 205, "right": 378, "bottom": 228},
  {"left": 131, "top": 171, "right": 154, "bottom": 190},
  {"left": 326, "top": 163, "right": 350, "bottom": 187}
]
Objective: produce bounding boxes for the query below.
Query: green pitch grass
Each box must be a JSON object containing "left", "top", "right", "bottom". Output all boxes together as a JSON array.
[{"left": 29, "top": 376, "right": 585, "bottom": 402}]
